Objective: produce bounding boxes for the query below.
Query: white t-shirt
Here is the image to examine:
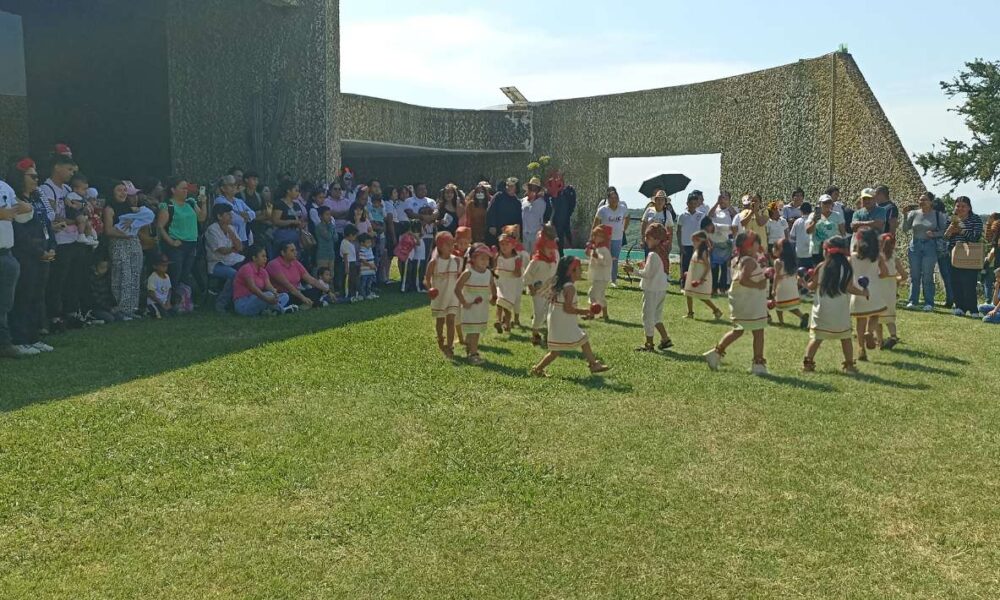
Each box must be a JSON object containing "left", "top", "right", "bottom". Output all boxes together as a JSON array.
[
  {"left": 340, "top": 238, "right": 357, "bottom": 263},
  {"left": 710, "top": 208, "right": 735, "bottom": 245},
  {"left": 404, "top": 196, "right": 436, "bottom": 219},
  {"left": 147, "top": 272, "right": 171, "bottom": 306},
  {"left": 39, "top": 178, "right": 76, "bottom": 245},
  {"left": 790, "top": 216, "right": 812, "bottom": 258},
  {"left": 205, "top": 222, "right": 245, "bottom": 272},
  {"left": 391, "top": 200, "right": 409, "bottom": 225},
  {"left": 521, "top": 196, "right": 547, "bottom": 233},
  {"left": 595, "top": 202, "right": 629, "bottom": 242},
  {"left": 677, "top": 211, "right": 703, "bottom": 247},
  {"left": 642, "top": 205, "right": 674, "bottom": 228},
  {"left": 765, "top": 219, "right": 789, "bottom": 245}
]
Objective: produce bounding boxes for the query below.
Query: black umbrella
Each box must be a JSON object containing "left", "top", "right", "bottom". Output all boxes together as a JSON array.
[{"left": 639, "top": 173, "right": 691, "bottom": 198}]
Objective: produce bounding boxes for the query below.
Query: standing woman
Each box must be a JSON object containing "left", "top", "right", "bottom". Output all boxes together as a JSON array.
[
  {"left": 157, "top": 176, "right": 207, "bottom": 303},
  {"left": 593, "top": 186, "right": 629, "bottom": 286},
  {"left": 271, "top": 180, "right": 305, "bottom": 257},
  {"left": 932, "top": 198, "right": 956, "bottom": 308},
  {"left": 465, "top": 182, "right": 490, "bottom": 244},
  {"left": 944, "top": 196, "right": 984, "bottom": 317},
  {"left": 641, "top": 190, "right": 674, "bottom": 251},
  {"left": 9, "top": 157, "right": 56, "bottom": 354},
  {"left": 437, "top": 183, "right": 463, "bottom": 236},
  {"left": 900, "top": 191, "right": 941, "bottom": 311},
  {"left": 103, "top": 181, "right": 144, "bottom": 319}
]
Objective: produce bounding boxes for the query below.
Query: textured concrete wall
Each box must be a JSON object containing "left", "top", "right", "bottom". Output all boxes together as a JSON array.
[
  {"left": 531, "top": 52, "right": 924, "bottom": 230},
  {"left": 165, "top": 0, "right": 339, "bottom": 183},
  {"left": 340, "top": 94, "right": 531, "bottom": 153},
  {"left": 339, "top": 152, "right": 530, "bottom": 194},
  {"left": 0, "top": 94, "right": 28, "bottom": 166}
]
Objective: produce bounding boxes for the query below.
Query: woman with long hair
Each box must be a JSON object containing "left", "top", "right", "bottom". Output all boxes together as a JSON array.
[
  {"left": 437, "top": 183, "right": 463, "bottom": 236},
  {"left": 464, "top": 181, "right": 491, "bottom": 243},
  {"left": 900, "top": 191, "right": 942, "bottom": 311},
  {"left": 103, "top": 180, "right": 145, "bottom": 319},
  {"left": 944, "top": 196, "right": 984, "bottom": 316}
]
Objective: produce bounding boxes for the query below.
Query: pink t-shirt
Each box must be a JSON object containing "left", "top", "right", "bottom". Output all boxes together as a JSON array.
[
  {"left": 233, "top": 263, "right": 271, "bottom": 301},
  {"left": 266, "top": 258, "right": 308, "bottom": 292}
]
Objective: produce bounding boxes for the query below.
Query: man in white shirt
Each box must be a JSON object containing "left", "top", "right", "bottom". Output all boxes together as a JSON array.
[
  {"left": 826, "top": 185, "right": 845, "bottom": 218},
  {"left": 593, "top": 187, "right": 629, "bottom": 285},
  {"left": 38, "top": 154, "right": 89, "bottom": 325},
  {"left": 677, "top": 192, "right": 705, "bottom": 286},
  {"left": 521, "top": 177, "right": 548, "bottom": 255},
  {"left": 1, "top": 179, "right": 35, "bottom": 358},
  {"left": 205, "top": 203, "right": 245, "bottom": 314},
  {"left": 782, "top": 188, "right": 805, "bottom": 227},
  {"left": 214, "top": 175, "right": 256, "bottom": 244},
  {"left": 789, "top": 202, "right": 814, "bottom": 265}
]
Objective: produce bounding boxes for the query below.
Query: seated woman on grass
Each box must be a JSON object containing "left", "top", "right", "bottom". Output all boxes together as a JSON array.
[
  {"left": 266, "top": 242, "right": 332, "bottom": 308},
  {"left": 233, "top": 245, "right": 292, "bottom": 316}
]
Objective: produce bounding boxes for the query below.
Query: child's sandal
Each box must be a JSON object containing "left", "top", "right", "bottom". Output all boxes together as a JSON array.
[
  {"left": 864, "top": 332, "right": 878, "bottom": 350},
  {"left": 493, "top": 322, "right": 504, "bottom": 334},
  {"left": 530, "top": 366, "right": 548, "bottom": 378},
  {"left": 884, "top": 336, "right": 899, "bottom": 350},
  {"left": 531, "top": 333, "right": 542, "bottom": 346},
  {"left": 842, "top": 360, "right": 859, "bottom": 374},
  {"left": 658, "top": 339, "right": 674, "bottom": 350},
  {"left": 802, "top": 357, "right": 816, "bottom": 372},
  {"left": 589, "top": 362, "right": 611, "bottom": 374},
  {"left": 683, "top": 312, "right": 694, "bottom": 319},
  {"left": 468, "top": 353, "right": 484, "bottom": 365},
  {"left": 713, "top": 309, "right": 723, "bottom": 320},
  {"left": 635, "top": 343, "right": 655, "bottom": 352},
  {"left": 858, "top": 351, "right": 868, "bottom": 362}
]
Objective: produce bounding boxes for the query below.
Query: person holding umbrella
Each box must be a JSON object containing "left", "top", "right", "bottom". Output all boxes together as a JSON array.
[
  {"left": 593, "top": 186, "right": 629, "bottom": 287},
  {"left": 641, "top": 190, "right": 674, "bottom": 252}
]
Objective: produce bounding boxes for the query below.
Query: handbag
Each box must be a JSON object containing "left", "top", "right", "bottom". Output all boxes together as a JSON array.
[
  {"left": 934, "top": 213, "right": 950, "bottom": 258},
  {"left": 951, "top": 241, "right": 984, "bottom": 270},
  {"left": 299, "top": 229, "right": 317, "bottom": 250}
]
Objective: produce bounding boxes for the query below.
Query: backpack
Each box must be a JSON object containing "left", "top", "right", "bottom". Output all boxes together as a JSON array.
[
  {"left": 395, "top": 233, "right": 418, "bottom": 262},
  {"left": 163, "top": 199, "right": 196, "bottom": 234},
  {"left": 175, "top": 283, "right": 194, "bottom": 313}
]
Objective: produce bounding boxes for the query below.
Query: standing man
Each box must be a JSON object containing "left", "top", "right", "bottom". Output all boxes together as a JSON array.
[
  {"left": 521, "top": 177, "right": 549, "bottom": 255},
  {"left": 39, "top": 153, "right": 89, "bottom": 330},
  {"left": 874, "top": 184, "right": 899, "bottom": 235},
  {"left": 551, "top": 184, "right": 576, "bottom": 256},
  {"left": 850, "top": 188, "right": 886, "bottom": 247},
  {"left": 0, "top": 178, "right": 33, "bottom": 358},
  {"left": 782, "top": 188, "right": 805, "bottom": 227},
  {"left": 677, "top": 192, "right": 704, "bottom": 287},
  {"left": 486, "top": 177, "right": 523, "bottom": 247}
]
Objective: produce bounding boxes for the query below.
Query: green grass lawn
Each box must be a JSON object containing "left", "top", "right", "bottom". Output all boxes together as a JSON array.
[{"left": 2, "top": 279, "right": 999, "bottom": 598}]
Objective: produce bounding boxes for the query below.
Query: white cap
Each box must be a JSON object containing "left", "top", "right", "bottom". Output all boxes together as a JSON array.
[
  {"left": 819, "top": 194, "right": 834, "bottom": 204},
  {"left": 87, "top": 187, "right": 99, "bottom": 199}
]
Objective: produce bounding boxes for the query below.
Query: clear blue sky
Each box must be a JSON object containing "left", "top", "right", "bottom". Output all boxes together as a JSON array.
[{"left": 342, "top": 0, "right": 1000, "bottom": 210}]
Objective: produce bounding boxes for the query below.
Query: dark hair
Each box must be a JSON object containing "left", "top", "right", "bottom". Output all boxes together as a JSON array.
[
  {"left": 854, "top": 228, "right": 879, "bottom": 261},
  {"left": 791, "top": 187, "right": 805, "bottom": 198},
  {"left": 279, "top": 242, "right": 297, "bottom": 256},
  {"left": 276, "top": 180, "right": 298, "bottom": 201},
  {"left": 874, "top": 184, "right": 889, "bottom": 196},
  {"left": 165, "top": 176, "right": 187, "bottom": 198},
  {"left": 921, "top": 191, "right": 936, "bottom": 203},
  {"left": 691, "top": 230, "right": 710, "bottom": 261},
  {"left": 955, "top": 195, "right": 973, "bottom": 211},
  {"left": 776, "top": 239, "right": 797, "bottom": 274},
  {"left": 7, "top": 158, "right": 32, "bottom": 198},
  {"left": 50, "top": 154, "right": 76, "bottom": 168},
  {"left": 247, "top": 244, "right": 267, "bottom": 261},
  {"left": 316, "top": 266, "right": 331, "bottom": 279},
  {"left": 733, "top": 232, "right": 757, "bottom": 256},
  {"left": 227, "top": 166, "right": 243, "bottom": 176},
  {"left": 69, "top": 173, "right": 88, "bottom": 188},
  {"left": 309, "top": 187, "right": 325, "bottom": 201},
  {"left": 687, "top": 191, "right": 700, "bottom": 202},
  {"left": 317, "top": 205, "right": 331, "bottom": 217},
  {"left": 344, "top": 224, "right": 359, "bottom": 237},
  {"left": 825, "top": 185, "right": 840, "bottom": 196},
  {"left": 719, "top": 190, "right": 732, "bottom": 199},
  {"left": 409, "top": 220, "right": 422, "bottom": 234},
  {"left": 819, "top": 236, "right": 852, "bottom": 298},
  {"left": 357, "top": 232, "right": 373, "bottom": 244},
  {"left": 212, "top": 203, "right": 233, "bottom": 220},
  {"left": 548, "top": 255, "right": 578, "bottom": 302},
  {"left": 800, "top": 202, "right": 813, "bottom": 214},
  {"left": 243, "top": 170, "right": 259, "bottom": 180},
  {"left": 699, "top": 216, "right": 713, "bottom": 229},
  {"left": 350, "top": 201, "right": 368, "bottom": 221}
]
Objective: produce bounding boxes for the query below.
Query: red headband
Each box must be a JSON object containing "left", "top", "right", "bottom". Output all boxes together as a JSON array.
[
  {"left": 823, "top": 242, "right": 848, "bottom": 256},
  {"left": 15, "top": 157, "right": 35, "bottom": 172},
  {"left": 532, "top": 235, "right": 558, "bottom": 264},
  {"left": 881, "top": 233, "right": 894, "bottom": 242}
]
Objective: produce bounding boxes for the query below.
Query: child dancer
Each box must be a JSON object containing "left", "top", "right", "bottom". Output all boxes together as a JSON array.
[
  {"left": 849, "top": 228, "right": 887, "bottom": 361},
  {"left": 802, "top": 236, "right": 870, "bottom": 374},
  {"left": 586, "top": 225, "right": 613, "bottom": 320},
  {"left": 703, "top": 231, "right": 769, "bottom": 375},
  {"left": 424, "top": 231, "right": 461, "bottom": 358},
  {"left": 683, "top": 230, "right": 724, "bottom": 320},
  {"left": 494, "top": 230, "right": 523, "bottom": 333},
  {"left": 628, "top": 223, "right": 674, "bottom": 352},
  {"left": 522, "top": 225, "right": 559, "bottom": 346},
  {"left": 771, "top": 239, "right": 809, "bottom": 328},
  {"left": 453, "top": 227, "right": 472, "bottom": 345},
  {"left": 530, "top": 255, "right": 611, "bottom": 376},
  {"left": 455, "top": 244, "right": 497, "bottom": 365},
  {"left": 876, "top": 233, "right": 907, "bottom": 349},
  {"left": 395, "top": 221, "right": 423, "bottom": 293}
]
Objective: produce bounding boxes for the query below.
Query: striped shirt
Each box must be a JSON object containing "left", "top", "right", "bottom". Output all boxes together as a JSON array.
[{"left": 948, "top": 213, "right": 983, "bottom": 248}]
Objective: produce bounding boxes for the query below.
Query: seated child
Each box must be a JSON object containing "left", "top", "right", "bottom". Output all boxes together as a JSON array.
[{"left": 146, "top": 254, "right": 174, "bottom": 318}]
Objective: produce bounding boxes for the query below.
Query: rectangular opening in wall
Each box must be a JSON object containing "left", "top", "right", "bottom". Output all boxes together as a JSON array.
[
  {"left": 0, "top": 10, "right": 26, "bottom": 97},
  {"left": 609, "top": 154, "right": 721, "bottom": 257}
]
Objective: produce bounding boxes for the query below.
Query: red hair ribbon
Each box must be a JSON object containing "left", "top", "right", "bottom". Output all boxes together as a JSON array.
[
  {"left": 739, "top": 231, "right": 758, "bottom": 253},
  {"left": 881, "top": 233, "right": 894, "bottom": 242},
  {"left": 532, "top": 234, "right": 558, "bottom": 264},
  {"left": 15, "top": 157, "right": 35, "bottom": 172},
  {"left": 823, "top": 242, "right": 848, "bottom": 256}
]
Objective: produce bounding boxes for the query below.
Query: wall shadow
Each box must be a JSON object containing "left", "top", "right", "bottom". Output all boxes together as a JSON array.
[{"left": 2, "top": 291, "right": 426, "bottom": 412}]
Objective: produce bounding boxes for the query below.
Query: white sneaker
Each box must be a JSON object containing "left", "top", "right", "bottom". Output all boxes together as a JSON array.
[
  {"left": 751, "top": 363, "right": 769, "bottom": 376},
  {"left": 31, "top": 341, "right": 54, "bottom": 352},
  {"left": 922, "top": 305, "right": 933, "bottom": 312},
  {"left": 76, "top": 233, "right": 90, "bottom": 244},
  {"left": 15, "top": 344, "right": 40, "bottom": 356},
  {"left": 970, "top": 312, "right": 982, "bottom": 318},
  {"left": 703, "top": 349, "right": 721, "bottom": 371},
  {"left": 365, "top": 294, "right": 378, "bottom": 300},
  {"left": 85, "top": 235, "right": 100, "bottom": 248},
  {"left": 282, "top": 304, "right": 299, "bottom": 314},
  {"left": 905, "top": 302, "right": 916, "bottom": 310},
  {"left": 609, "top": 282, "right": 618, "bottom": 288},
  {"left": 952, "top": 308, "right": 965, "bottom": 316}
]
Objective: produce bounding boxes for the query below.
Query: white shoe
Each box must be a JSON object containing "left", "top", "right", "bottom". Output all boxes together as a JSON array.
[
  {"left": 952, "top": 308, "right": 965, "bottom": 316},
  {"left": 365, "top": 294, "right": 378, "bottom": 300},
  {"left": 609, "top": 282, "right": 618, "bottom": 288},
  {"left": 922, "top": 305, "right": 933, "bottom": 312},
  {"left": 282, "top": 304, "right": 299, "bottom": 314},
  {"left": 970, "top": 312, "right": 982, "bottom": 318},
  {"left": 905, "top": 302, "right": 916, "bottom": 310},
  {"left": 703, "top": 349, "right": 721, "bottom": 371},
  {"left": 31, "top": 341, "right": 54, "bottom": 352},
  {"left": 15, "top": 344, "right": 41, "bottom": 356},
  {"left": 751, "top": 363, "right": 769, "bottom": 376}
]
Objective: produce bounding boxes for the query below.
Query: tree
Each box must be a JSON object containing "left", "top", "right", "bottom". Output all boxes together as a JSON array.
[{"left": 915, "top": 59, "right": 1000, "bottom": 193}]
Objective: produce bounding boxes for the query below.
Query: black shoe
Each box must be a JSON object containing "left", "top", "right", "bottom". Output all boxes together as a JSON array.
[{"left": 944, "top": 302, "right": 954, "bottom": 309}]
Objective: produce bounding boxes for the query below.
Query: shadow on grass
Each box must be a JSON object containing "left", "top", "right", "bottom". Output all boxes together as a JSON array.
[
  {"left": 844, "top": 371, "right": 931, "bottom": 390},
  {"left": 758, "top": 374, "right": 836, "bottom": 393},
  {"left": 880, "top": 360, "right": 958, "bottom": 377},
  {"left": 892, "top": 347, "right": 971, "bottom": 365},
  {"left": 564, "top": 374, "right": 633, "bottom": 392},
  {"left": 478, "top": 344, "right": 513, "bottom": 356},
  {"left": 2, "top": 291, "right": 427, "bottom": 412},
  {"left": 603, "top": 319, "right": 643, "bottom": 329},
  {"left": 659, "top": 350, "right": 706, "bottom": 363}
]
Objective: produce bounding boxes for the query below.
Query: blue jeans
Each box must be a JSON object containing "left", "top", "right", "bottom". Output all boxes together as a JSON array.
[
  {"left": 936, "top": 251, "right": 954, "bottom": 305},
  {"left": 212, "top": 263, "right": 238, "bottom": 312},
  {"left": 907, "top": 239, "right": 937, "bottom": 306},
  {"left": 164, "top": 241, "right": 197, "bottom": 302},
  {"left": 234, "top": 291, "right": 289, "bottom": 316},
  {"left": 360, "top": 273, "right": 376, "bottom": 297},
  {"left": 980, "top": 305, "right": 1000, "bottom": 323},
  {"left": 609, "top": 239, "right": 622, "bottom": 283}
]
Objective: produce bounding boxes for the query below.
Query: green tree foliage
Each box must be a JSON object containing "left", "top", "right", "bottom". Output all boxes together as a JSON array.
[{"left": 916, "top": 59, "right": 1000, "bottom": 192}]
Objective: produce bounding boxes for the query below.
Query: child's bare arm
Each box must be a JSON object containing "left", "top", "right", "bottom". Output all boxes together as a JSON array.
[{"left": 454, "top": 271, "right": 471, "bottom": 307}]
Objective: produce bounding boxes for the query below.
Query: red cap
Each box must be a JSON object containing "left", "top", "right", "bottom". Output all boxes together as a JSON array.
[{"left": 54, "top": 143, "right": 72, "bottom": 157}]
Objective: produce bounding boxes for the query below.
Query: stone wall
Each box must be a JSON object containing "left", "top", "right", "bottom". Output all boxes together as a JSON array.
[
  {"left": 0, "top": 94, "right": 27, "bottom": 168},
  {"left": 165, "top": 0, "right": 339, "bottom": 183},
  {"left": 339, "top": 153, "right": 530, "bottom": 194}
]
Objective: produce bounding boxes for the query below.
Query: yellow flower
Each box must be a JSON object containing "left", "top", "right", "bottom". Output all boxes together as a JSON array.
[
  {"left": 538, "top": 156, "right": 551, "bottom": 166},
  {"left": 527, "top": 162, "right": 541, "bottom": 171}
]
